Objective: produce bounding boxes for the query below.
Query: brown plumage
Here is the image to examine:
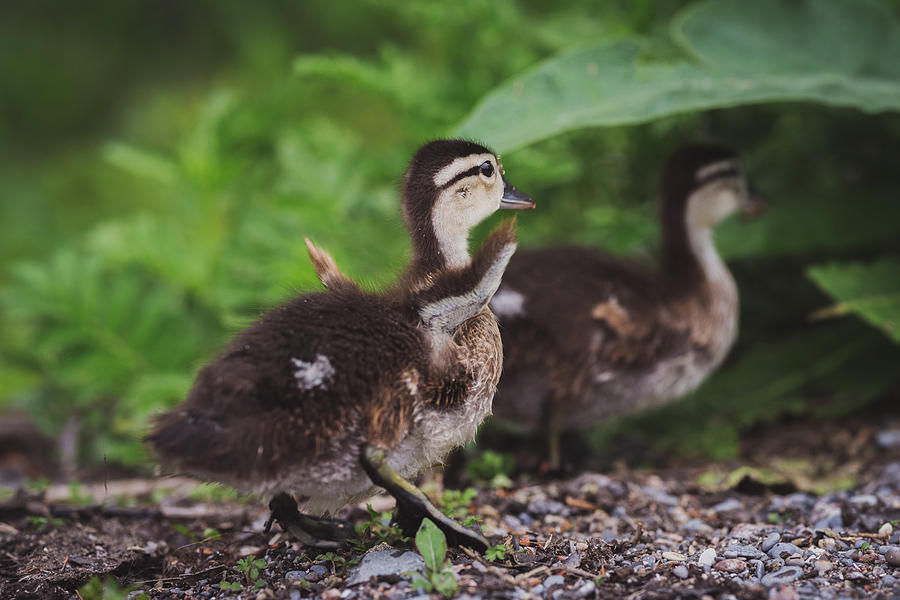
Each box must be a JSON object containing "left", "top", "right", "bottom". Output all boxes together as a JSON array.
[
  {"left": 147, "top": 139, "right": 534, "bottom": 529},
  {"left": 488, "top": 145, "right": 763, "bottom": 465}
]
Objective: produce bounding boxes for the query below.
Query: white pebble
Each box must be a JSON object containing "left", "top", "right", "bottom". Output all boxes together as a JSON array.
[
  {"left": 879, "top": 522, "right": 893, "bottom": 536},
  {"left": 662, "top": 551, "right": 687, "bottom": 562},
  {"left": 698, "top": 548, "right": 717, "bottom": 567}
]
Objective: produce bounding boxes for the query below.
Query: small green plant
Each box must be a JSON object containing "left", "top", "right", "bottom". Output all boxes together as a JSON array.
[
  {"left": 860, "top": 541, "right": 871, "bottom": 550},
  {"left": 24, "top": 477, "right": 50, "bottom": 493},
  {"left": 26, "top": 515, "right": 64, "bottom": 530},
  {"left": 78, "top": 576, "right": 147, "bottom": 600},
  {"left": 350, "top": 503, "right": 409, "bottom": 551},
  {"left": 465, "top": 450, "right": 514, "bottom": 488},
  {"left": 409, "top": 518, "right": 458, "bottom": 598},
  {"left": 438, "top": 487, "right": 478, "bottom": 520},
  {"left": 188, "top": 483, "right": 246, "bottom": 503},
  {"left": 172, "top": 524, "right": 221, "bottom": 543},
  {"left": 485, "top": 544, "right": 508, "bottom": 562},
  {"left": 315, "top": 550, "right": 348, "bottom": 572},
  {"left": 219, "top": 556, "right": 267, "bottom": 591},
  {"left": 767, "top": 512, "right": 791, "bottom": 524},
  {"left": 67, "top": 481, "right": 92, "bottom": 505}
]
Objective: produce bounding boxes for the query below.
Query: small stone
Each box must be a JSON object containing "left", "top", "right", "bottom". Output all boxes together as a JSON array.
[
  {"left": 662, "top": 551, "right": 687, "bottom": 562},
  {"left": 673, "top": 564, "right": 689, "bottom": 579},
  {"left": 543, "top": 575, "right": 565, "bottom": 588},
  {"left": 564, "top": 551, "right": 582, "bottom": 568},
  {"left": 698, "top": 548, "right": 717, "bottom": 567},
  {"left": 713, "top": 498, "right": 742, "bottom": 512},
  {"left": 345, "top": 549, "right": 425, "bottom": 586},
  {"left": 684, "top": 518, "right": 714, "bottom": 533},
  {"left": 725, "top": 544, "right": 766, "bottom": 559},
  {"left": 576, "top": 580, "right": 596, "bottom": 597},
  {"left": 767, "top": 542, "right": 803, "bottom": 560},
  {"left": 880, "top": 522, "right": 894, "bottom": 537},
  {"left": 761, "top": 532, "right": 781, "bottom": 553},
  {"left": 814, "top": 560, "right": 832, "bottom": 573},
  {"left": 321, "top": 590, "right": 341, "bottom": 600},
  {"left": 849, "top": 494, "right": 878, "bottom": 506},
  {"left": 886, "top": 547, "right": 900, "bottom": 567},
  {"left": 308, "top": 564, "right": 328, "bottom": 577},
  {"left": 714, "top": 558, "right": 747, "bottom": 573},
  {"left": 284, "top": 570, "right": 305, "bottom": 581},
  {"left": 750, "top": 559, "right": 764, "bottom": 580},
  {"left": 876, "top": 429, "right": 900, "bottom": 448},
  {"left": 761, "top": 566, "right": 802, "bottom": 586},
  {"left": 770, "top": 587, "right": 799, "bottom": 600}
]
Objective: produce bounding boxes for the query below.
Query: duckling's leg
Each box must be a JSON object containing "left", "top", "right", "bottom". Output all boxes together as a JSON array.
[
  {"left": 265, "top": 492, "right": 355, "bottom": 549},
  {"left": 360, "top": 446, "right": 489, "bottom": 552}
]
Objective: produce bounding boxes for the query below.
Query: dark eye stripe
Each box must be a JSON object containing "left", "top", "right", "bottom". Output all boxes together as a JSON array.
[
  {"left": 438, "top": 165, "right": 482, "bottom": 189},
  {"left": 696, "top": 166, "right": 741, "bottom": 186}
]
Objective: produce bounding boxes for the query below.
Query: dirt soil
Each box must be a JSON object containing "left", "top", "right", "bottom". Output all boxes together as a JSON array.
[{"left": 2, "top": 410, "right": 900, "bottom": 600}]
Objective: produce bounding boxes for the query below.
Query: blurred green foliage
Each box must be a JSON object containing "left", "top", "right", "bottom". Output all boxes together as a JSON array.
[{"left": 1, "top": 0, "right": 898, "bottom": 471}]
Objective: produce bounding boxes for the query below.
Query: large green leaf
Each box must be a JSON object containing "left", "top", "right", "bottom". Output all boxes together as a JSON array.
[
  {"left": 456, "top": 0, "right": 900, "bottom": 152},
  {"left": 808, "top": 258, "right": 900, "bottom": 343}
]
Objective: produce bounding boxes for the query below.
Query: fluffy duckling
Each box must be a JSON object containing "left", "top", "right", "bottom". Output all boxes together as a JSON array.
[
  {"left": 488, "top": 145, "right": 763, "bottom": 469},
  {"left": 148, "top": 139, "right": 534, "bottom": 550}
]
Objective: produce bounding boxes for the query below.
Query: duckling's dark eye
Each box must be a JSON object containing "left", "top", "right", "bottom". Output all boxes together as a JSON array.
[{"left": 479, "top": 161, "right": 494, "bottom": 178}]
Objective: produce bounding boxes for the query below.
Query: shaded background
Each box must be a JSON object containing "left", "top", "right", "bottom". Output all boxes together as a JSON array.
[{"left": 1, "top": 0, "right": 898, "bottom": 481}]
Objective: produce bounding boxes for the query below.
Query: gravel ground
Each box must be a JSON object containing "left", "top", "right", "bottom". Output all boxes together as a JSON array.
[{"left": 1, "top": 416, "right": 900, "bottom": 600}]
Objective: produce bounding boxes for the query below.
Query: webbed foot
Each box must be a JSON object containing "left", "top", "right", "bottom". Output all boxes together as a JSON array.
[
  {"left": 360, "top": 446, "right": 489, "bottom": 552},
  {"left": 265, "top": 492, "right": 355, "bottom": 549}
]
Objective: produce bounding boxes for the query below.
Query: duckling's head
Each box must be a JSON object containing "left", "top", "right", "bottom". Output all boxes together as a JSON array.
[
  {"left": 403, "top": 139, "right": 533, "bottom": 270},
  {"left": 663, "top": 144, "right": 764, "bottom": 232}
]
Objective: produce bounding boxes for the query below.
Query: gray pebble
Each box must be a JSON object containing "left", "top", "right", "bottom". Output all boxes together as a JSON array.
[
  {"left": 345, "top": 549, "right": 425, "bottom": 586},
  {"left": 725, "top": 544, "right": 766, "bottom": 559},
  {"left": 761, "top": 532, "right": 781, "bottom": 552},
  {"left": 642, "top": 486, "right": 679, "bottom": 506},
  {"left": 577, "top": 580, "right": 596, "bottom": 597},
  {"left": 767, "top": 542, "right": 802, "bottom": 560},
  {"left": 284, "top": 570, "right": 305, "bottom": 581},
  {"left": 849, "top": 494, "right": 878, "bottom": 506},
  {"left": 503, "top": 515, "right": 524, "bottom": 530},
  {"left": 528, "top": 499, "right": 569, "bottom": 517},
  {"left": 713, "top": 498, "right": 742, "bottom": 512},
  {"left": 761, "top": 565, "right": 802, "bottom": 586},
  {"left": 673, "top": 564, "right": 689, "bottom": 579},
  {"left": 876, "top": 429, "right": 900, "bottom": 448},
  {"left": 886, "top": 547, "right": 900, "bottom": 567},
  {"left": 543, "top": 575, "right": 565, "bottom": 588},
  {"left": 308, "top": 564, "right": 328, "bottom": 576},
  {"left": 289, "top": 591, "right": 301, "bottom": 600},
  {"left": 750, "top": 559, "right": 764, "bottom": 580},
  {"left": 684, "top": 518, "right": 713, "bottom": 533}
]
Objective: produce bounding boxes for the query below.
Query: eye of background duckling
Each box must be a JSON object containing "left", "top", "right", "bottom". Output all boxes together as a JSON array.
[{"left": 479, "top": 161, "right": 494, "bottom": 178}]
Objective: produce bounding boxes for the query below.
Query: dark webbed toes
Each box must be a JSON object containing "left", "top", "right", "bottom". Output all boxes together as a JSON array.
[
  {"left": 361, "top": 446, "right": 489, "bottom": 552},
  {"left": 266, "top": 492, "right": 355, "bottom": 549}
]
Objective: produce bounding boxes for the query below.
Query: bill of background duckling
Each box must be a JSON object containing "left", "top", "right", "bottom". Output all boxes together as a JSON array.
[
  {"left": 148, "top": 139, "right": 535, "bottom": 551},
  {"left": 488, "top": 145, "right": 764, "bottom": 470}
]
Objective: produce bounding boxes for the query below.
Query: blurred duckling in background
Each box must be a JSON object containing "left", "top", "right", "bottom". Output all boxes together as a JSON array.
[
  {"left": 489, "top": 145, "right": 764, "bottom": 470},
  {"left": 148, "top": 139, "right": 534, "bottom": 550}
]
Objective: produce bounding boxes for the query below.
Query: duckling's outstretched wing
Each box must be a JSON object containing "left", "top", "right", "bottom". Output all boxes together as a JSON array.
[
  {"left": 414, "top": 219, "right": 518, "bottom": 335},
  {"left": 304, "top": 238, "right": 358, "bottom": 291}
]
